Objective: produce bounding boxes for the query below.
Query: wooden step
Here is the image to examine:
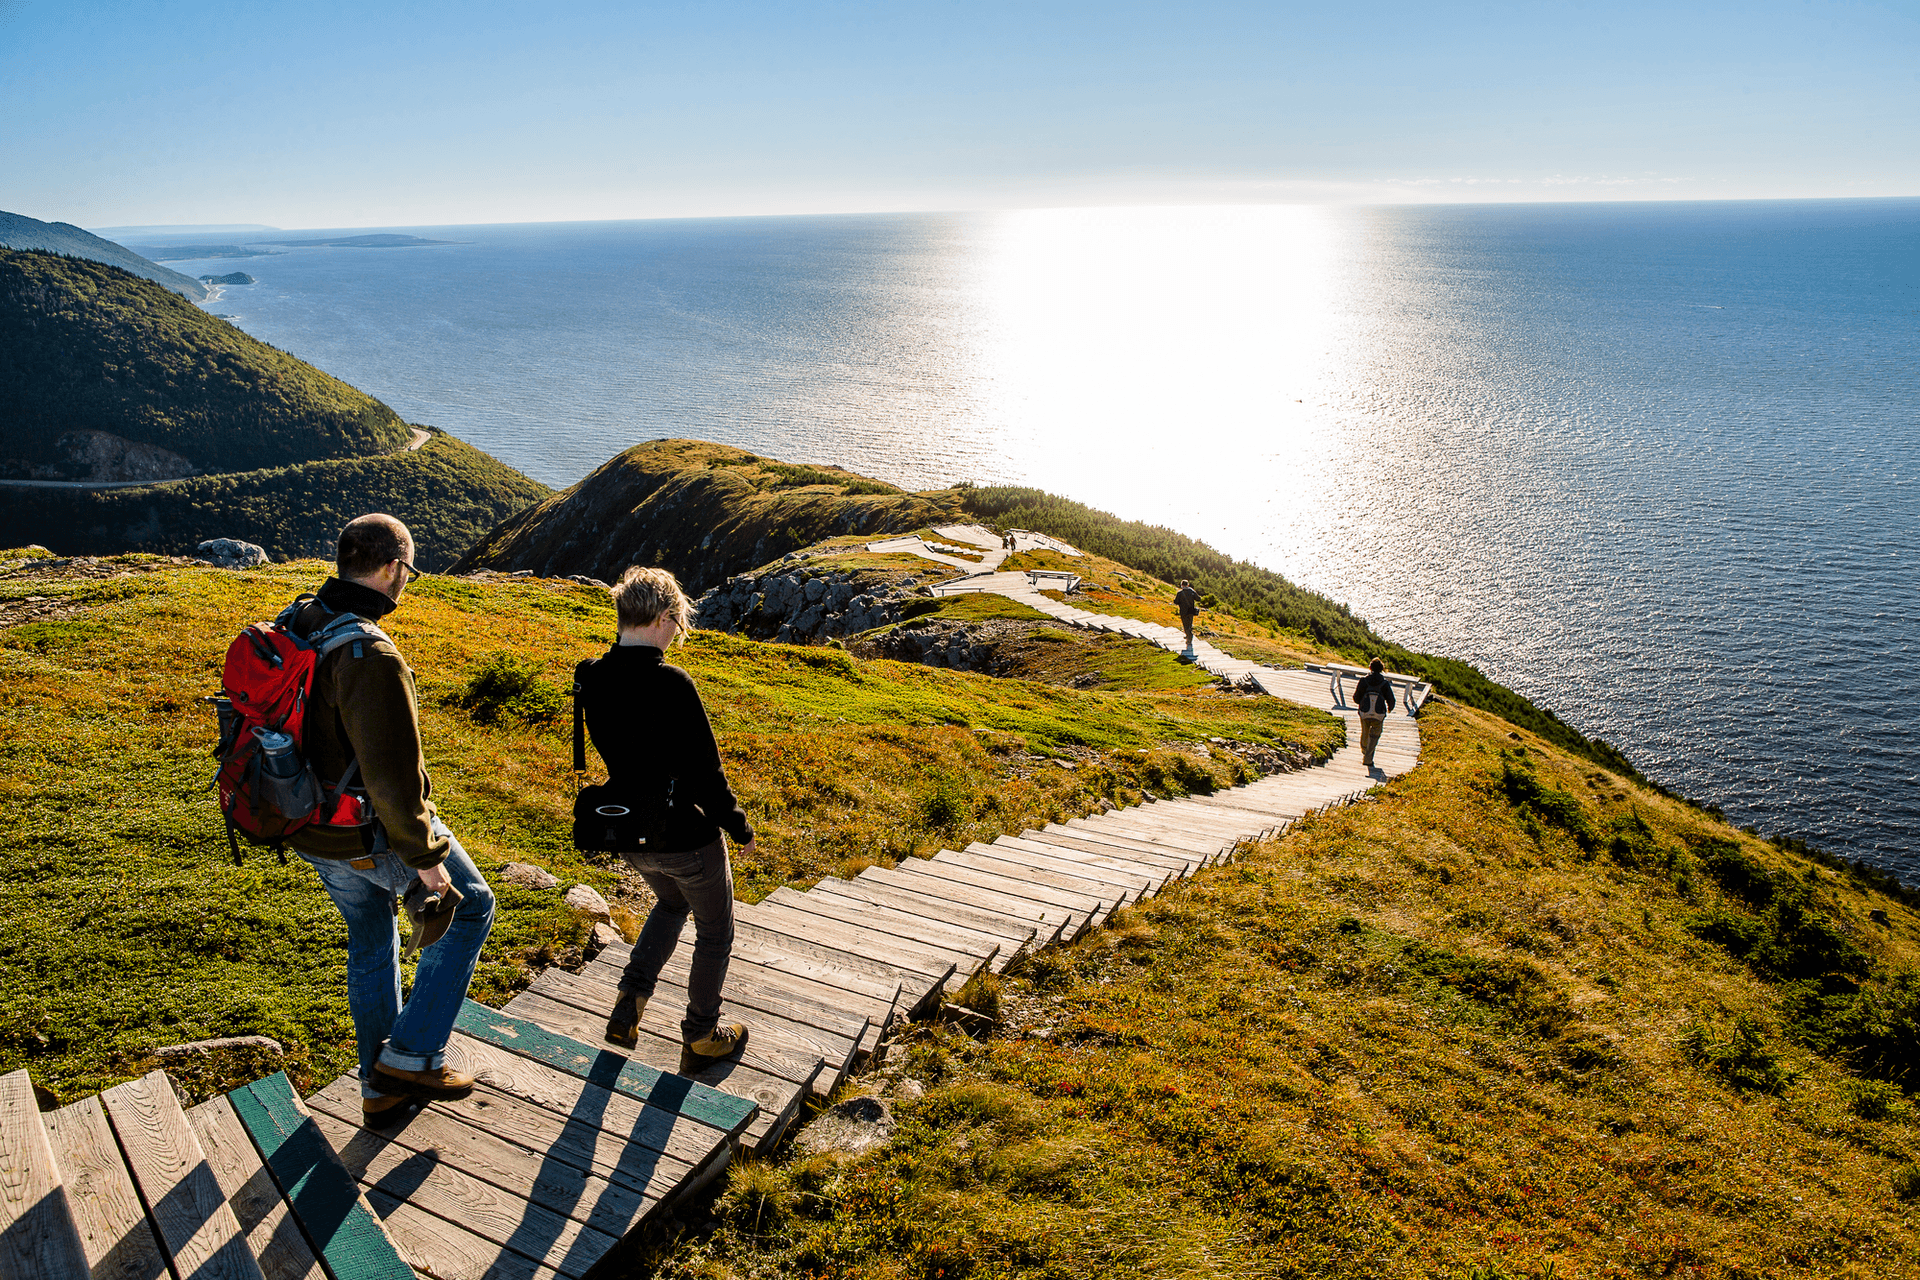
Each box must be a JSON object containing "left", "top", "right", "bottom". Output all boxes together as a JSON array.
[
  {"left": 0, "top": 1068, "right": 92, "bottom": 1280},
  {"left": 1036, "top": 823, "right": 1208, "bottom": 872},
  {"left": 184, "top": 1095, "right": 326, "bottom": 1280},
  {"left": 988, "top": 836, "right": 1174, "bottom": 892},
  {"left": 43, "top": 1092, "right": 171, "bottom": 1280},
  {"left": 700, "top": 916, "right": 932, "bottom": 1015},
  {"left": 733, "top": 899, "right": 964, "bottom": 988},
  {"left": 886, "top": 857, "right": 1104, "bottom": 933},
  {"left": 503, "top": 989, "right": 819, "bottom": 1151},
  {"left": 855, "top": 865, "right": 1075, "bottom": 942},
  {"left": 224, "top": 1071, "right": 414, "bottom": 1280},
  {"left": 595, "top": 940, "right": 893, "bottom": 1056},
  {"left": 102, "top": 1069, "right": 267, "bottom": 1280},
  {"left": 799, "top": 884, "right": 1031, "bottom": 968},
  {"left": 815, "top": 876, "right": 1046, "bottom": 954},
  {"left": 528, "top": 964, "right": 860, "bottom": 1101},
  {"left": 946, "top": 845, "right": 1139, "bottom": 906},
  {"left": 1059, "top": 817, "right": 1229, "bottom": 862},
  {"left": 764, "top": 886, "right": 1004, "bottom": 973}
]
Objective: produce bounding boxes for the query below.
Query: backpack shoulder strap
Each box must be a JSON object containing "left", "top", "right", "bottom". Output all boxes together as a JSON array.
[
  {"left": 307, "top": 609, "right": 393, "bottom": 662},
  {"left": 571, "top": 659, "right": 594, "bottom": 774}
]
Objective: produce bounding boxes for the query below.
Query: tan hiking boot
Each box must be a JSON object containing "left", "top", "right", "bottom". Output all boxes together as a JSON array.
[
  {"left": 361, "top": 1093, "right": 417, "bottom": 1130},
  {"left": 605, "top": 990, "right": 648, "bottom": 1048},
  {"left": 679, "top": 1022, "right": 749, "bottom": 1075},
  {"left": 369, "top": 1062, "right": 476, "bottom": 1102}
]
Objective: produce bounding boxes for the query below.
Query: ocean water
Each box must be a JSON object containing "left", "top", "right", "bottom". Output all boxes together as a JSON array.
[{"left": 165, "top": 200, "right": 1920, "bottom": 877}]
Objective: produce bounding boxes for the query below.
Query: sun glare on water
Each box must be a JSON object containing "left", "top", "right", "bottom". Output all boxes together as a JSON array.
[{"left": 969, "top": 205, "right": 1354, "bottom": 552}]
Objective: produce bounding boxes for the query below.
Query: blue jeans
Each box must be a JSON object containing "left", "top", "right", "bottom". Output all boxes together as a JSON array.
[
  {"left": 619, "top": 836, "right": 734, "bottom": 1044},
  {"left": 299, "top": 818, "right": 496, "bottom": 1097}
]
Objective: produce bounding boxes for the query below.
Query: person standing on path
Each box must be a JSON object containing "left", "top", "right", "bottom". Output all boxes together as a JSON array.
[
  {"left": 1173, "top": 580, "right": 1200, "bottom": 651},
  {"left": 286, "top": 514, "right": 497, "bottom": 1129},
  {"left": 1353, "top": 658, "right": 1397, "bottom": 769},
  {"left": 579, "top": 567, "right": 755, "bottom": 1075}
]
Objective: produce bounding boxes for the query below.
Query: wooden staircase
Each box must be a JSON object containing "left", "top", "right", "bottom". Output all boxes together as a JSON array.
[{"left": 3, "top": 694, "right": 1420, "bottom": 1279}]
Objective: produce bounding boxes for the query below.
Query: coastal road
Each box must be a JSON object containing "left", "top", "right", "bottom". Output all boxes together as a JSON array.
[{"left": 0, "top": 426, "right": 434, "bottom": 489}]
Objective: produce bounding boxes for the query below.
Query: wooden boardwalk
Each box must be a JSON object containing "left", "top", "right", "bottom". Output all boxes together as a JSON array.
[{"left": 2, "top": 527, "right": 1423, "bottom": 1280}]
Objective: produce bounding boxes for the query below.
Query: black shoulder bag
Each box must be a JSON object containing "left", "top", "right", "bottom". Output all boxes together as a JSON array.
[{"left": 571, "top": 658, "right": 677, "bottom": 853}]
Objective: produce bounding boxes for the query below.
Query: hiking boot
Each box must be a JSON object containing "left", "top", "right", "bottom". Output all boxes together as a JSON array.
[
  {"left": 605, "top": 990, "right": 648, "bottom": 1048},
  {"left": 678, "top": 1023, "right": 749, "bottom": 1075},
  {"left": 361, "top": 1093, "right": 418, "bottom": 1130},
  {"left": 369, "top": 1062, "right": 476, "bottom": 1102}
]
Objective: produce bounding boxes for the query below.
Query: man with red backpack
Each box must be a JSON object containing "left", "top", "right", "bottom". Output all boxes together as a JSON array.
[{"left": 283, "top": 514, "right": 496, "bottom": 1128}]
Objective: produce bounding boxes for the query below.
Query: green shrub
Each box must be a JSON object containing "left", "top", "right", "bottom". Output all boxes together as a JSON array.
[
  {"left": 1682, "top": 1015, "right": 1791, "bottom": 1095},
  {"left": 918, "top": 774, "right": 972, "bottom": 832},
  {"left": 1843, "top": 1079, "right": 1901, "bottom": 1121},
  {"left": 1894, "top": 1164, "right": 1920, "bottom": 1201},
  {"left": 1500, "top": 756, "right": 1596, "bottom": 851},
  {"left": 716, "top": 1160, "right": 797, "bottom": 1236},
  {"left": 448, "top": 653, "right": 567, "bottom": 726}
]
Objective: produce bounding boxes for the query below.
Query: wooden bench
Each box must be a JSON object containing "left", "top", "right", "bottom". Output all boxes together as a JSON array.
[{"left": 1026, "top": 570, "right": 1081, "bottom": 592}]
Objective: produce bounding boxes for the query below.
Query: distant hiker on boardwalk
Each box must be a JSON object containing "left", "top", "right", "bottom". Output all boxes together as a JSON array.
[
  {"left": 285, "top": 514, "right": 497, "bottom": 1128},
  {"left": 576, "top": 566, "right": 754, "bottom": 1075},
  {"left": 1173, "top": 579, "right": 1200, "bottom": 651},
  {"left": 1353, "top": 658, "right": 1397, "bottom": 769}
]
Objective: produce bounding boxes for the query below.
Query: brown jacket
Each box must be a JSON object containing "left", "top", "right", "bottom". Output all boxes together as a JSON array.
[{"left": 284, "top": 578, "right": 448, "bottom": 870}]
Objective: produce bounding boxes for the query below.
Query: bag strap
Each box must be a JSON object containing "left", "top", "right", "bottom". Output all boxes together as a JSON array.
[{"left": 571, "top": 659, "right": 593, "bottom": 777}]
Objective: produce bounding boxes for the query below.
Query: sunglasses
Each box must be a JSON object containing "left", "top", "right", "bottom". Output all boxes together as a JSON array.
[{"left": 394, "top": 557, "right": 423, "bottom": 584}]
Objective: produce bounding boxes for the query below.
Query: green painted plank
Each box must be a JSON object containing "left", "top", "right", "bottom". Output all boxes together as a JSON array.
[
  {"left": 228, "top": 1072, "right": 414, "bottom": 1280},
  {"left": 454, "top": 1000, "right": 757, "bottom": 1140}
]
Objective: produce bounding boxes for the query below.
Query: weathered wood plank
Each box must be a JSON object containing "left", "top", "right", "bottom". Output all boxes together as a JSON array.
[
  {"left": 695, "top": 918, "right": 922, "bottom": 1008},
  {"left": 1061, "top": 816, "right": 1228, "bottom": 859},
  {"left": 791, "top": 887, "right": 1023, "bottom": 969},
  {"left": 1031, "top": 825, "right": 1204, "bottom": 873},
  {"left": 948, "top": 845, "right": 1138, "bottom": 904},
  {"left": 885, "top": 858, "right": 1101, "bottom": 933},
  {"left": 306, "top": 1080, "right": 669, "bottom": 1245},
  {"left": 764, "top": 887, "right": 1001, "bottom": 968},
  {"left": 818, "top": 876, "right": 1050, "bottom": 951},
  {"left": 102, "top": 1070, "right": 264, "bottom": 1280},
  {"left": 591, "top": 943, "right": 871, "bottom": 1043},
  {"left": 734, "top": 900, "right": 965, "bottom": 986},
  {"left": 714, "top": 916, "right": 948, "bottom": 1018},
  {"left": 357, "top": 1184, "right": 566, "bottom": 1280},
  {"left": 184, "top": 1096, "right": 324, "bottom": 1280},
  {"left": 986, "top": 837, "right": 1168, "bottom": 892},
  {"left": 506, "top": 987, "right": 820, "bottom": 1095},
  {"left": 857, "top": 865, "right": 1079, "bottom": 940},
  {"left": 614, "top": 943, "right": 899, "bottom": 1054},
  {"left": 453, "top": 1001, "right": 758, "bottom": 1140},
  {"left": 306, "top": 1104, "right": 620, "bottom": 1280},
  {"left": 226, "top": 1071, "right": 415, "bottom": 1280},
  {"left": 18, "top": 1086, "right": 130, "bottom": 1280},
  {"left": 528, "top": 967, "right": 859, "bottom": 1100}
]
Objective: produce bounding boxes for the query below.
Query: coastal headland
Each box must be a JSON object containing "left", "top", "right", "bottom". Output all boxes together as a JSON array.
[{"left": 0, "top": 244, "right": 1915, "bottom": 1276}]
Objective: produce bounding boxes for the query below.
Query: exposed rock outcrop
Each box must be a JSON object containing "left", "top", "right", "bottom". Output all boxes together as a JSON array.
[
  {"left": 195, "top": 537, "right": 268, "bottom": 569},
  {"left": 693, "top": 562, "right": 937, "bottom": 643}
]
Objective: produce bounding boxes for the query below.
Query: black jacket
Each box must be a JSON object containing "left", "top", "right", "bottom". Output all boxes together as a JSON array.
[
  {"left": 1173, "top": 587, "right": 1199, "bottom": 618},
  {"left": 1353, "top": 672, "right": 1397, "bottom": 717},
  {"left": 578, "top": 644, "right": 753, "bottom": 851}
]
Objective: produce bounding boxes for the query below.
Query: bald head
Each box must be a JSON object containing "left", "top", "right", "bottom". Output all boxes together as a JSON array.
[{"left": 337, "top": 514, "right": 413, "bottom": 582}]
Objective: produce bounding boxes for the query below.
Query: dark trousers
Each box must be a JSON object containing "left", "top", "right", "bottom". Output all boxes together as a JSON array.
[
  {"left": 1181, "top": 613, "right": 1196, "bottom": 646},
  {"left": 618, "top": 835, "right": 734, "bottom": 1043}
]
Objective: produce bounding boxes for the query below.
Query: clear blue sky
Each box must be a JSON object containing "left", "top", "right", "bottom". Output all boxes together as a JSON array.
[{"left": 4, "top": 0, "right": 1916, "bottom": 229}]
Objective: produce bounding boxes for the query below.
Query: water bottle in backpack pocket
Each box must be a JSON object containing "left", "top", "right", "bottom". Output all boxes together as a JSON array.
[{"left": 251, "top": 727, "right": 321, "bottom": 820}]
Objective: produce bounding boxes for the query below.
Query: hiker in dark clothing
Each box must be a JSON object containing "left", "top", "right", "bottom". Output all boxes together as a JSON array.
[
  {"left": 1353, "top": 658, "right": 1397, "bottom": 769},
  {"left": 1173, "top": 580, "right": 1200, "bottom": 650},
  {"left": 578, "top": 566, "right": 754, "bottom": 1074}
]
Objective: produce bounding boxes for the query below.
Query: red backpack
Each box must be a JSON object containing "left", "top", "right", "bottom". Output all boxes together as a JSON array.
[{"left": 209, "top": 595, "right": 386, "bottom": 863}]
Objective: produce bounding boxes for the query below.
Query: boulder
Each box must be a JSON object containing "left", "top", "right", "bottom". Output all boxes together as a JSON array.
[
  {"left": 564, "top": 884, "right": 613, "bottom": 922},
  {"left": 795, "top": 1094, "right": 895, "bottom": 1157},
  {"left": 501, "top": 862, "right": 559, "bottom": 890},
  {"left": 590, "top": 921, "right": 626, "bottom": 950},
  {"left": 196, "top": 538, "right": 268, "bottom": 569},
  {"left": 153, "top": 1035, "right": 283, "bottom": 1058}
]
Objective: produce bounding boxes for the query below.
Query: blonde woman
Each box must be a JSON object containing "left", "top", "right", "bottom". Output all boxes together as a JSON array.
[{"left": 576, "top": 566, "right": 752, "bottom": 1074}]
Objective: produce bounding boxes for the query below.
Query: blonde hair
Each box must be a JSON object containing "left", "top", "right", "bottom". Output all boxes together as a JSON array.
[{"left": 612, "top": 566, "right": 692, "bottom": 639}]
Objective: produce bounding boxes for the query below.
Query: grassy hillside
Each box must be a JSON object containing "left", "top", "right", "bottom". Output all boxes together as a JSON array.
[
  {"left": 453, "top": 439, "right": 963, "bottom": 594},
  {"left": 0, "top": 431, "right": 551, "bottom": 571},
  {"left": 0, "top": 248, "right": 408, "bottom": 479},
  {"left": 964, "top": 484, "right": 1648, "bottom": 783},
  {"left": 0, "top": 553, "right": 1338, "bottom": 1101},
  {"left": 0, "top": 209, "right": 208, "bottom": 300},
  {"left": 649, "top": 699, "right": 1920, "bottom": 1280}
]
